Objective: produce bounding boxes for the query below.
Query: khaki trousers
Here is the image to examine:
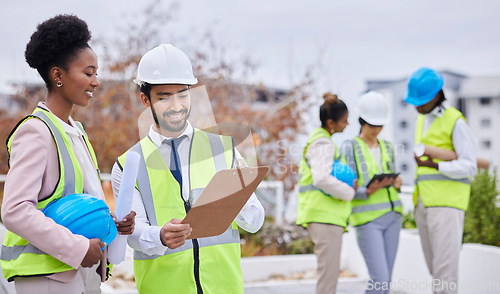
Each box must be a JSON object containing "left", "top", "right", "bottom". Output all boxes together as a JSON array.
[
  {"left": 14, "top": 266, "right": 101, "bottom": 294},
  {"left": 415, "top": 199, "right": 464, "bottom": 294},
  {"left": 307, "top": 223, "right": 344, "bottom": 294}
]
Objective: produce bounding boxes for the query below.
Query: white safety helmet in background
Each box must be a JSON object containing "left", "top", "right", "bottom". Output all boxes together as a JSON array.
[
  {"left": 134, "top": 44, "right": 198, "bottom": 86},
  {"left": 357, "top": 91, "right": 389, "bottom": 126}
]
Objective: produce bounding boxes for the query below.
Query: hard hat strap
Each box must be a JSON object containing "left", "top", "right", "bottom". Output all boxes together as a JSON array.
[{"left": 148, "top": 96, "right": 161, "bottom": 126}]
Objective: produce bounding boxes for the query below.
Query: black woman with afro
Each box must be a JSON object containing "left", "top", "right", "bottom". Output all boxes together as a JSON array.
[{"left": 1, "top": 14, "right": 135, "bottom": 293}]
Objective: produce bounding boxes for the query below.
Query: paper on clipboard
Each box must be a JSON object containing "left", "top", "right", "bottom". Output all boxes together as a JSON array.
[{"left": 181, "top": 166, "right": 269, "bottom": 239}]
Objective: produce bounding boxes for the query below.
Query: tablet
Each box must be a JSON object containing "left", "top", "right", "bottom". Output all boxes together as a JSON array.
[{"left": 367, "top": 173, "right": 399, "bottom": 187}]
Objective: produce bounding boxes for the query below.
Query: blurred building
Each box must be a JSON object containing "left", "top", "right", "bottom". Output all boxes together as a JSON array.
[
  {"left": 365, "top": 70, "right": 500, "bottom": 185},
  {"left": 458, "top": 77, "right": 500, "bottom": 169}
]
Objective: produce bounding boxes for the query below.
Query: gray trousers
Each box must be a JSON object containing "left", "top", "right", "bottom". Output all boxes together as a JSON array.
[
  {"left": 307, "top": 223, "right": 344, "bottom": 294},
  {"left": 356, "top": 211, "right": 402, "bottom": 294},
  {"left": 14, "top": 266, "right": 101, "bottom": 294},
  {"left": 415, "top": 199, "right": 464, "bottom": 294}
]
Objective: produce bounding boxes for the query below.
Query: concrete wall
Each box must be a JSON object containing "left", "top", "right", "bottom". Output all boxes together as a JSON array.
[{"left": 242, "top": 229, "right": 500, "bottom": 294}]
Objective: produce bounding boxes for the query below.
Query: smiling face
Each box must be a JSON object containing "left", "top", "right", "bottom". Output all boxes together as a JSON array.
[
  {"left": 57, "top": 47, "right": 100, "bottom": 107},
  {"left": 330, "top": 111, "right": 349, "bottom": 134},
  {"left": 141, "top": 84, "right": 191, "bottom": 137}
]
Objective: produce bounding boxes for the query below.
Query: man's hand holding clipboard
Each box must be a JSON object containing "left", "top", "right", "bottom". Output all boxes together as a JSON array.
[{"left": 181, "top": 166, "right": 269, "bottom": 239}]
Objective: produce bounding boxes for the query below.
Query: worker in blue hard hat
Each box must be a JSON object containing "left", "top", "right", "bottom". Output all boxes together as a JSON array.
[
  {"left": 296, "top": 92, "right": 356, "bottom": 294},
  {"left": 342, "top": 91, "right": 403, "bottom": 294},
  {"left": 0, "top": 14, "right": 135, "bottom": 294},
  {"left": 405, "top": 67, "right": 477, "bottom": 294}
]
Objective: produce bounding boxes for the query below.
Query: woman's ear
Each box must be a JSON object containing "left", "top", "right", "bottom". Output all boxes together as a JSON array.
[
  {"left": 51, "top": 67, "right": 63, "bottom": 81},
  {"left": 50, "top": 67, "right": 64, "bottom": 87},
  {"left": 326, "top": 118, "right": 335, "bottom": 134}
]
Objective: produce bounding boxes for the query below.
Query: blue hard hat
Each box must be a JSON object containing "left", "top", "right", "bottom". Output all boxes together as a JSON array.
[
  {"left": 42, "top": 193, "right": 117, "bottom": 249},
  {"left": 404, "top": 67, "right": 443, "bottom": 106},
  {"left": 331, "top": 161, "right": 357, "bottom": 188}
]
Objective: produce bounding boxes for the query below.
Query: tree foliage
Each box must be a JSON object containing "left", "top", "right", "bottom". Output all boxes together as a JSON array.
[
  {"left": 463, "top": 169, "right": 500, "bottom": 246},
  {"left": 1, "top": 0, "right": 315, "bottom": 205}
]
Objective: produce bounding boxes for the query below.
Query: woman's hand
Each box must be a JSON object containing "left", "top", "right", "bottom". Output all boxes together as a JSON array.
[
  {"left": 393, "top": 176, "right": 402, "bottom": 190},
  {"left": 82, "top": 238, "right": 105, "bottom": 267},
  {"left": 111, "top": 211, "right": 136, "bottom": 235},
  {"left": 415, "top": 153, "right": 438, "bottom": 170},
  {"left": 366, "top": 177, "right": 395, "bottom": 196}
]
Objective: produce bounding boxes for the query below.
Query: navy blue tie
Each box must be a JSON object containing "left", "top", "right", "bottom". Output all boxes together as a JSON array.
[{"left": 169, "top": 137, "right": 184, "bottom": 190}]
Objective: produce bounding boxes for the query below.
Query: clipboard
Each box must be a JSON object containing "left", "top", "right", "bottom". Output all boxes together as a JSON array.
[
  {"left": 367, "top": 173, "right": 399, "bottom": 187},
  {"left": 181, "top": 166, "right": 269, "bottom": 239}
]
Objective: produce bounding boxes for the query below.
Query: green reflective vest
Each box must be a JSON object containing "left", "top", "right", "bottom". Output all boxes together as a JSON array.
[
  {"left": 346, "top": 137, "right": 402, "bottom": 227},
  {"left": 1, "top": 107, "right": 99, "bottom": 281},
  {"left": 118, "top": 129, "right": 243, "bottom": 294},
  {"left": 296, "top": 127, "right": 352, "bottom": 228},
  {"left": 414, "top": 107, "right": 471, "bottom": 210}
]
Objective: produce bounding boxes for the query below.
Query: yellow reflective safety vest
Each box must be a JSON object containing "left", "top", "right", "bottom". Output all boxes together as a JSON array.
[
  {"left": 414, "top": 107, "right": 471, "bottom": 210},
  {"left": 296, "top": 127, "right": 352, "bottom": 228},
  {"left": 345, "top": 137, "right": 402, "bottom": 227},
  {"left": 1, "top": 107, "right": 99, "bottom": 281},
  {"left": 117, "top": 129, "right": 243, "bottom": 294}
]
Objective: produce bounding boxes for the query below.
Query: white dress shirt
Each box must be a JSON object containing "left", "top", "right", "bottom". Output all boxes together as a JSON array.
[
  {"left": 54, "top": 110, "right": 104, "bottom": 200},
  {"left": 111, "top": 122, "right": 265, "bottom": 256},
  {"left": 422, "top": 104, "right": 477, "bottom": 179},
  {"left": 306, "top": 137, "right": 355, "bottom": 202}
]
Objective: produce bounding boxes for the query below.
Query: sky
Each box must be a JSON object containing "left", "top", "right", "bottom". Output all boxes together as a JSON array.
[{"left": 2, "top": 0, "right": 500, "bottom": 123}]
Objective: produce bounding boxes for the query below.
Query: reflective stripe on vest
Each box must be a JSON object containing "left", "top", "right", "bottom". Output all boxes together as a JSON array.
[
  {"left": 347, "top": 138, "right": 402, "bottom": 226},
  {"left": 298, "top": 184, "right": 317, "bottom": 193},
  {"left": 414, "top": 107, "right": 471, "bottom": 210},
  {"left": 416, "top": 174, "right": 470, "bottom": 184},
  {"left": 352, "top": 200, "right": 403, "bottom": 214},
  {"left": 134, "top": 228, "right": 239, "bottom": 260},
  {"left": 75, "top": 121, "right": 101, "bottom": 180},
  {"left": 34, "top": 110, "right": 77, "bottom": 200},
  {"left": 1, "top": 244, "right": 46, "bottom": 261},
  {"left": 118, "top": 129, "right": 243, "bottom": 294},
  {"left": 1, "top": 107, "right": 87, "bottom": 281},
  {"left": 296, "top": 127, "right": 351, "bottom": 228}
]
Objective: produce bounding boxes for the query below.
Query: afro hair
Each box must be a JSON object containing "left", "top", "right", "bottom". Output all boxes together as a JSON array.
[{"left": 25, "top": 14, "right": 92, "bottom": 86}]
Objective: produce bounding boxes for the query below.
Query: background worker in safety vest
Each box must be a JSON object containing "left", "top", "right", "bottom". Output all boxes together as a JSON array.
[
  {"left": 0, "top": 14, "right": 135, "bottom": 294},
  {"left": 342, "top": 91, "right": 403, "bottom": 294},
  {"left": 111, "top": 44, "right": 265, "bottom": 294},
  {"left": 405, "top": 67, "right": 477, "bottom": 294},
  {"left": 296, "top": 93, "right": 356, "bottom": 294}
]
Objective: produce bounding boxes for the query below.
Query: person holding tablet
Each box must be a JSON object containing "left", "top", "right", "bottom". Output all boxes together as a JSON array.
[{"left": 342, "top": 91, "right": 403, "bottom": 294}]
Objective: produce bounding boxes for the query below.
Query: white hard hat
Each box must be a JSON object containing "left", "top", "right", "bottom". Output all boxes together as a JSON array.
[
  {"left": 134, "top": 44, "right": 198, "bottom": 86},
  {"left": 357, "top": 91, "right": 389, "bottom": 126}
]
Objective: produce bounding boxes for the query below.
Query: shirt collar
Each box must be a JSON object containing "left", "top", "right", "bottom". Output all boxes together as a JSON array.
[
  {"left": 38, "top": 102, "right": 81, "bottom": 136},
  {"left": 148, "top": 121, "right": 194, "bottom": 147},
  {"left": 426, "top": 102, "right": 448, "bottom": 119}
]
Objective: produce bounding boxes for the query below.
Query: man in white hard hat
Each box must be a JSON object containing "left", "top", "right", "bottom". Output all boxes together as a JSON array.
[
  {"left": 111, "top": 44, "right": 265, "bottom": 294},
  {"left": 342, "top": 91, "right": 403, "bottom": 294},
  {"left": 405, "top": 67, "right": 476, "bottom": 294}
]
